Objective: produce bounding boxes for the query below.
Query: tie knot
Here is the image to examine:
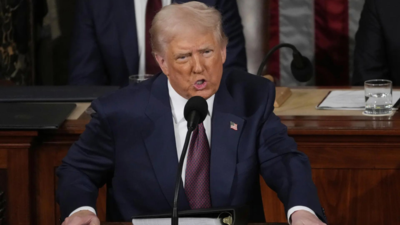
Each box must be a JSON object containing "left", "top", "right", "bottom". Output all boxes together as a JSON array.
[
  {"left": 197, "top": 123, "right": 204, "bottom": 130},
  {"left": 193, "top": 123, "right": 205, "bottom": 136}
]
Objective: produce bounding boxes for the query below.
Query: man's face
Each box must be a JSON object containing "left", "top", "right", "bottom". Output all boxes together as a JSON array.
[{"left": 155, "top": 29, "right": 227, "bottom": 100}]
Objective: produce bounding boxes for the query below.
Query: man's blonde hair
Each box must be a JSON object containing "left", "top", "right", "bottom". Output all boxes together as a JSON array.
[{"left": 150, "top": 1, "right": 228, "bottom": 55}]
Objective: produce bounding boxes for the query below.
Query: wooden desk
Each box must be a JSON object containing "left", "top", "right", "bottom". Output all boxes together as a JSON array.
[
  {"left": 264, "top": 88, "right": 400, "bottom": 225},
  {"left": 0, "top": 130, "right": 36, "bottom": 225},
  {"left": 1, "top": 87, "right": 400, "bottom": 225}
]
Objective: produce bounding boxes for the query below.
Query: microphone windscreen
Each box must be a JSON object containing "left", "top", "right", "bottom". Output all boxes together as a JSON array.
[
  {"left": 184, "top": 96, "right": 208, "bottom": 124},
  {"left": 290, "top": 56, "right": 313, "bottom": 82}
]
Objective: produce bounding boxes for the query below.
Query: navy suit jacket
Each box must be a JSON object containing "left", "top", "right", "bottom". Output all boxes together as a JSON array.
[
  {"left": 68, "top": 0, "right": 247, "bottom": 86},
  {"left": 57, "top": 69, "right": 326, "bottom": 223},
  {"left": 352, "top": 0, "right": 400, "bottom": 86}
]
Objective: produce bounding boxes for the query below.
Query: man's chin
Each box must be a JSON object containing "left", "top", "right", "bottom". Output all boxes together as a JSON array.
[{"left": 189, "top": 90, "right": 214, "bottom": 100}]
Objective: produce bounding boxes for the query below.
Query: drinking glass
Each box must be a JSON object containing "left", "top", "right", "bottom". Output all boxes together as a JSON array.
[
  {"left": 364, "top": 79, "right": 392, "bottom": 115},
  {"left": 129, "top": 74, "right": 154, "bottom": 84}
]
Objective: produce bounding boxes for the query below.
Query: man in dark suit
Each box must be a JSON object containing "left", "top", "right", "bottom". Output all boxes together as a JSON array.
[
  {"left": 352, "top": 0, "right": 400, "bottom": 86},
  {"left": 58, "top": 2, "right": 327, "bottom": 225},
  {"left": 68, "top": 0, "right": 247, "bottom": 86}
]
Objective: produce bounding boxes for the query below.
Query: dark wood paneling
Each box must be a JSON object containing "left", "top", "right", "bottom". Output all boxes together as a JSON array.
[
  {"left": 97, "top": 186, "right": 107, "bottom": 221},
  {"left": 0, "top": 169, "right": 7, "bottom": 194},
  {"left": 0, "top": 150, "right": 6, "bottom": 168},
  {"left": 0, "top": 130, "right": 36, "bottom": 225},
  {"left": 35, "top": 140, "right": 107, "bottom": 225},
  {"left": 300, "top": 144, "right": 400, "bottom": 169},
  {"left": 0, "top": 169, "right": 7, "bottom": 224},
  {"left": 313, "top": 169, "right": 400, "bottom": 225},
  {"left": 261, "top": 169, "right": 400, "bottom": 225},
  {"left": 260, "top": 177, "right": 286, "bottom": 223},
  {"left": 35, "top": 146, "right": 57, "bottom": 225},
  {"left": 0, "top": 131, "right": 38, "bottom": 146},
  {"left": 7, "top": 148, "right": 32, "bottom": 225},
  {"left": 260, "top": 112, "right": 400, "bottom": 225},
  {"left": 0, "top": 131, "right": 37, "bottom": 137}
]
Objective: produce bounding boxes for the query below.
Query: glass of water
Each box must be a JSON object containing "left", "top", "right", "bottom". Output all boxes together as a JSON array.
[
  {"left": 129, "top": 74, "right": 154, "bottom": 84},
  {"left": 364, "top": 79, "right": 393, "bottom": 115}
]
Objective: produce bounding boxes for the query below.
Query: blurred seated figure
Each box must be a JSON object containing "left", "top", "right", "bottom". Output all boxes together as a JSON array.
[
  {"left": 352, "top": 0, "right": 400, "bottom": 86},
  {"left": 68, "top": 0, "right": 247, "bottom": 86}
]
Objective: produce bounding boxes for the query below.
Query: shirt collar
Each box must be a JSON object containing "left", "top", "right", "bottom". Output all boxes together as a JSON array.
[{"left": 168, "top": 80, "right": 214, "bottom": 124}]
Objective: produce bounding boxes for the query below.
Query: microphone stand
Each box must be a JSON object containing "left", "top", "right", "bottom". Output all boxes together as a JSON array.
[
  {"left": 256, "top": 43, "right": 304, "bottom": 77},
  {"left": 171, "top": 111, "right": 199, "bottom": 225}
]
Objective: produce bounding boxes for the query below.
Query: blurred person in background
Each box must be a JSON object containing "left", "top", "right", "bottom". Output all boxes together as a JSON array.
[
  {"left": 352, "top": 0, "right": 400, "bottom": 86},
  {"left": 68, "top": 0, "right": 247, "bottom": 86}
]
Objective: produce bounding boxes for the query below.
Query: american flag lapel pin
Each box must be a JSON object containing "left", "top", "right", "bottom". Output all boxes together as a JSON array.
[{"left": 230, "top": 121, "right": 238, "bottom": 131}]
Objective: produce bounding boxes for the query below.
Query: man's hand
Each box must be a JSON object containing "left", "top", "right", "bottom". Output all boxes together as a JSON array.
[
  {"left": 62, "top": 210, "right": 100, "bottom": 225},
  {"left": 291, "top": 210, "right": 326, "bottom": 225}
]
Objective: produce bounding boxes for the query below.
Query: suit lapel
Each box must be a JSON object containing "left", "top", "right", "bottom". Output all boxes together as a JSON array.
[
  {"left": 142, "top": 74, "right": 190, "bottom": 210},
  {"left": 114, "top": 0, "right": 140, "bottom": 75},
  {"left": 210, "top": 74, "right": 246, "bottom": 207}
]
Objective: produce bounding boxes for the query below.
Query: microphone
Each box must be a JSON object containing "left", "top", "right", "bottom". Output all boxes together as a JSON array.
[
  {"left": 172, "top": 96, "right": 208, "bottom": 225},
  {"left": 184, "top": 96, "right": 208, "bottom": 131},
  {"left": 256, "top": 43, "right": 313, "bottom": 82}
]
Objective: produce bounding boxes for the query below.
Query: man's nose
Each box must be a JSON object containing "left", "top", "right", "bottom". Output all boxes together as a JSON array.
[{"left": 192, "top": 54, "right": 204, "bottom": 74}]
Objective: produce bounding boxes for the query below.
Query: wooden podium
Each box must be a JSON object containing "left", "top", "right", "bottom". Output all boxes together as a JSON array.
[
  {"left": 262, "top": 75, "right": 292, "bottom": 108},
  {"left": 1, "top": 87, "right": 400, "bottom": 225}
]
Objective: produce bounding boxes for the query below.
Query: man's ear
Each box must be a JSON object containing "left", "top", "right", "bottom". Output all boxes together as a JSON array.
[
  {"left": 220, "top": 46, "right": 227, "bottom": 64},
  {"left": 155, "top": 53, "right": 169, "bottom": 76}
]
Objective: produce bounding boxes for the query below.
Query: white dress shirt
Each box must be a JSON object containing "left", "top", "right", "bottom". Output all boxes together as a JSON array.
[{"left": 135, "top": 0, "right": 171, "bottom": 75}]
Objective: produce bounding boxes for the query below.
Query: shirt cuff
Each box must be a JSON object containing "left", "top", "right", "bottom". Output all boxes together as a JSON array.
[
  {"left": 287, "top": 206, "right": 316, "bottom": 224},
  {"left": 69, "top": 206, "right": 97, "bottom": 217}
]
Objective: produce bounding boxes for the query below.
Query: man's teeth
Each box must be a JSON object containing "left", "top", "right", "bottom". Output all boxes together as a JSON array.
[{"left": 196, "top": 80, "right": 204, "bottom": 85}]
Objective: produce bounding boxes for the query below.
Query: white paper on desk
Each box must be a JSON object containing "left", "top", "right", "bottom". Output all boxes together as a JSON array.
[
  {"left": 132, "top": 217, "right": 223, "bottom": 225},
  {"left": 317, "top": 90, "right": 400, "bottom": 110}
]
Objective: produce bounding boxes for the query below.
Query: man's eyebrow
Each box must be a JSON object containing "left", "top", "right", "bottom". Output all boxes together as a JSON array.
[
  {"left": 199, "top": 45, "right": 214, "bottom": 51},
  {"left": 198, "top": 46, "right": 213, "bottom": 51},
  {"left": 174, "top": 52, "right": 192, "bottom": 58}
]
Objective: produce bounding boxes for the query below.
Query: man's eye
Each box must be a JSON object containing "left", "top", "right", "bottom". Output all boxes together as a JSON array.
[
  {"left": 177, "top": 56, "right": 187, "bottom": 60},
  {"left": 203, "top": 50, "right": 213, "bottom": 55}
]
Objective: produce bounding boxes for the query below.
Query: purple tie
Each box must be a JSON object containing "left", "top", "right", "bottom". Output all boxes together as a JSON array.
[{"left": 185, "top": 123, "right": 212, "bottom": 209}]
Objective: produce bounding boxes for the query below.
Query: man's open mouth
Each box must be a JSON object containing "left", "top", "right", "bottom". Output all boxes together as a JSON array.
[{"left": 194, "top": 79, "right": 207, "bottom": 90}]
